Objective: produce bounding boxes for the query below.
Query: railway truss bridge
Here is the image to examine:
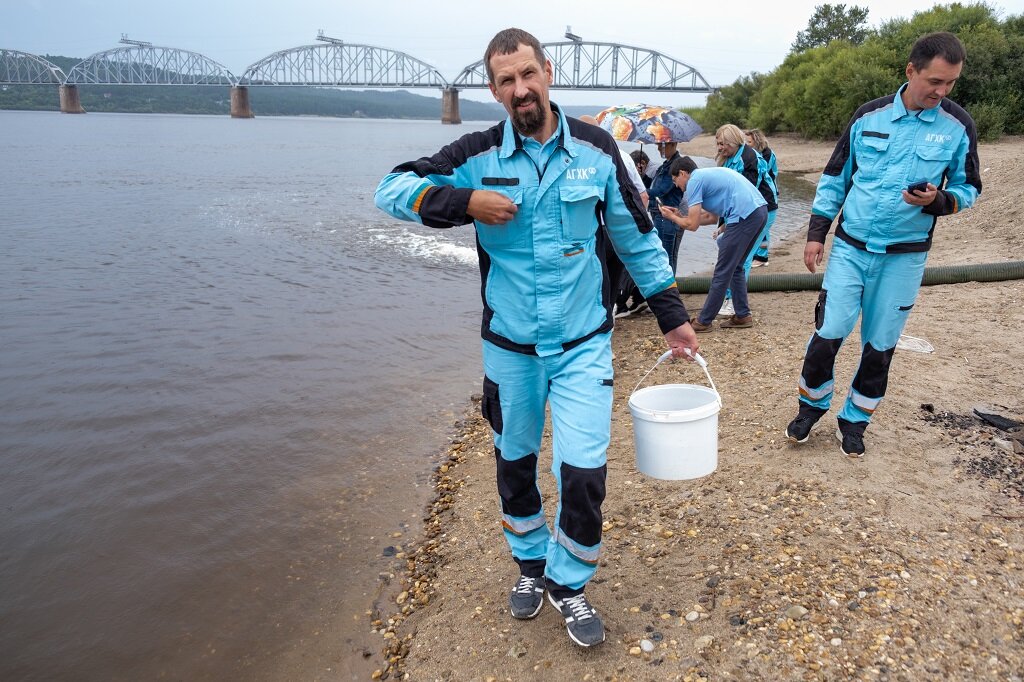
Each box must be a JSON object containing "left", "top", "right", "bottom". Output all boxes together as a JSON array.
[{"left": 1, "top": 29, "right": 714, "bottom": 122}]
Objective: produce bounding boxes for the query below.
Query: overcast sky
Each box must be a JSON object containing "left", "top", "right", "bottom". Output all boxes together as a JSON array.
[{"left": 4, "top": 0, "right": 1021, "bottom": 107}]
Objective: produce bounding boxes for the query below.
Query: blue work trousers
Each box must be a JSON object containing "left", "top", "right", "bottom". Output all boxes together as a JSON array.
[
  {"left": 798, "top": 238, "right": 928, "bottom": 424},
  {"left": 696, "top": 206, "right": 767, "bottom": 325},
  {"left": 481, "top": 333, "right": 613, "bottom": 594},
  {"left": 725, "top": 209, "right": 776, "bottom": 300}
]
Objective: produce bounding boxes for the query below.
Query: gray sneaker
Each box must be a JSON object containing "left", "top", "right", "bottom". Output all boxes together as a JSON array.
[
  {"left": 509, "top": 575, "right": 546, "bottom": 619},
  {"left": 546, "top": 592, "right": 606, "bottom": 647}
]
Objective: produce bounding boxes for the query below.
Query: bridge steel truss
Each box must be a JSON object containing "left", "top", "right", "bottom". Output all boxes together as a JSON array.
[
  {"left": 240, "top": 43, "right": 449, "bottom": 88},
  {"left": 65, "top": 44, "right": 237, "bottom": 86},
  {"left": 2, "top": 37, "right": 713, "bottom": 121},
  {"left": 453, "top": 40, "right": 713, "bottom": 93},
  {"left": 0, "top": 49, "right": 67, "bottom": 84}
]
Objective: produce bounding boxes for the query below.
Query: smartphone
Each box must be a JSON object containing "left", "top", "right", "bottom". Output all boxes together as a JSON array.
[
  {"left": 907, "top": 180, "right": 929, "bottom": 193},
  {"left": 654, "top": 196, "right": 662, "bottom": 207}
]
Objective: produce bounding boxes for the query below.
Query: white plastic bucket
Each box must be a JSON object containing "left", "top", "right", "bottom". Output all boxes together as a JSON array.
[{"left": 627, "top": 351, "right": 722, "bottom": 480}]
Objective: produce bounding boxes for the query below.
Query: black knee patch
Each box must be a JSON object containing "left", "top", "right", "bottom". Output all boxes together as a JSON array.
[
  {"left": 852, "top": 343, "right": 895, "bottom": 399},
  {"left": 481, "top": 376, "right": 502, "bottom": 434},
  {"left": 495, "top": 451, "right": 541, "bottom": 518},
  {"left": 557, "top": 462, "right": 607, "bottom": 547},
  {"left": 803, "top": 332, "right": 843, "bottom": 389}
]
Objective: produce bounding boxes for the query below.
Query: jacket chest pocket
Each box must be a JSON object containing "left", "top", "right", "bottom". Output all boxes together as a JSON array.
[
  {"left": 475, "top": 188, "right": 526, "bottom": 248},
  {"left": 911, "top": 145, "right": 954, "bottom": 184},
  {"left": 853, "top": 135, "right": 890, "bottom": 180},
  {"left": 559, "top": 185, "right": 602, "bottom": 241}
]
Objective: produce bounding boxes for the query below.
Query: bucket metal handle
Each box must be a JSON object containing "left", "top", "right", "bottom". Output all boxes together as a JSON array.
[{"left": 632, "top": 349, "right": 722, "bottom": 408}]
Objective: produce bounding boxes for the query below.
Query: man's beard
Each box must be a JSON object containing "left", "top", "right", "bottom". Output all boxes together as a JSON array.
[{"left": 510, "top": 94, "right": 547, "bottom": 136}]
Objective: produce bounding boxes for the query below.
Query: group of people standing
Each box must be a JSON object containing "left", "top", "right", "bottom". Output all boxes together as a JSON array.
[
  {"left": 615, "top": 123, "right": 780, "bottom": 333},
  {"left": 375, "top": 27, "right": 980, "bottom": 649}
]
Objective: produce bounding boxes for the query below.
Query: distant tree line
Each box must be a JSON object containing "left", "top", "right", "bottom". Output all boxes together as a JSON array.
[{"left": 695, "top": 2, "right": 1024, "bottom": 140}]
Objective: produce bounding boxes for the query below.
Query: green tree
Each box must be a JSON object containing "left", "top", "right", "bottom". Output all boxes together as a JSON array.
[
  {"left": 698, "top": 73, "right": 765, "bottom": 131},
  {"left": 792, "top": 4, "right": 872, "bottom": 52},
  {"left": 746, "top": 2, "right": 1023, "bottom": 138},
  {"left": 874, "top": 3, "right": 1024, "bottom": 138}
]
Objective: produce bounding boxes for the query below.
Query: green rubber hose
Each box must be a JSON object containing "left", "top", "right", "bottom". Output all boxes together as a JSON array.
[{"left": 675, "top": 260, "right": 1024, "bottom": 294}]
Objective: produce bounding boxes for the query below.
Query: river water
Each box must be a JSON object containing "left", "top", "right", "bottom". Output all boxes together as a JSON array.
[{"left": 0, "top": 110, "right": 812, "bottom": 681}]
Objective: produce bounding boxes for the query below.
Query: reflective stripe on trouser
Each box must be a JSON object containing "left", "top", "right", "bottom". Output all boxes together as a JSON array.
[
  {"left": 481, "top": 333, "right": 612, "bottom": 591},
  {"left": 698, "top": 206, "right": 767, "bottom": 324},
  {"left": 797, "top": 238, "right": 927, "bottom": 424},
  {"left": 726, "top": 210, "right": 775, "bottom": 302}
]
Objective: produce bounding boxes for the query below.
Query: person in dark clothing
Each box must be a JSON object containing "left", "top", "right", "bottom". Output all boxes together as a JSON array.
[
  {"left": 630, "top": 149, "right": 652, "bottom": 190},
  {"left": 614, "top": 150, "right": 655, "bottom": 318},
  {"left": 647, "top": 141, "right": 686, "bottom": 274}
]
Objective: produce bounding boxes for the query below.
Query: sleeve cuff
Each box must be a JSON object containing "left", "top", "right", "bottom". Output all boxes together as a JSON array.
[{"left": 646, "top": 285, "right": 690, "bottom": 334}]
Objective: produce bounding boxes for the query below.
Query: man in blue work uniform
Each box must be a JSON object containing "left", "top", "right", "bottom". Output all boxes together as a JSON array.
[
  {"left": 374, "top": 28, "right": 699, "bottom": 648},
  {"left": 786, "top": 32, "right": 982, "bottom": 458}
]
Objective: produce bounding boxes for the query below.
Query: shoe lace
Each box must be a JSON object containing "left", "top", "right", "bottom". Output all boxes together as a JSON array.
[
  {"left": 563, "top": 594, "right": 594, "bottom": 621},
  {"left": 514, "top": 576, "right": 538, "bottom": 595}
]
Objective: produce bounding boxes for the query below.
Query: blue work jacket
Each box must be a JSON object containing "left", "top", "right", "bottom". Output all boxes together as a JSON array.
[
  {"left": 647, "top": 152, "right": 685, "bottom": 228},
  {"left": 723, "top": 144, "right": 777, "bottom": 211},
  {"left": 374, "top": 104, "right": 689, "bottom": 356},
  {"left": 809, "top": 83, "right": 982, "bottom": 253}
]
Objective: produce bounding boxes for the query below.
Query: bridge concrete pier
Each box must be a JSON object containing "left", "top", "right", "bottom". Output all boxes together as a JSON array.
[
  {"left": 230, "top": 86, "right": 254, "bottom": 118},
  {"left": 59, "top": 85, "right": 85, "bottom": 114},
  {"left": 441, "top": 87, "right": 461, "bottom": 125}
]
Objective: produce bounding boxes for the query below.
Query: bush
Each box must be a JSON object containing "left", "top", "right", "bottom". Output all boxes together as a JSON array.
[
  {"left": 969, "top": 101, "right": 1007, "bottom": 141},
  {"left": 700, "top": 73, "right": 765, "bottom": 130}
]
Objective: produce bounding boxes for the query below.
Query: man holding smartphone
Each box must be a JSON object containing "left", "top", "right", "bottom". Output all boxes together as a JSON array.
[{"left": 785, "top": 31, "right": 982, "bottom": 458}]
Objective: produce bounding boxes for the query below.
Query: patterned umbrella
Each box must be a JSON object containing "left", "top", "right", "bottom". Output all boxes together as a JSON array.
[{"left": 595, "top": 103, "right": 703, "bottom": 144}]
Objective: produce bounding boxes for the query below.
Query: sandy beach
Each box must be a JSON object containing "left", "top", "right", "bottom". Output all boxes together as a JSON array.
[{"left": 369, "top": 134, "right": 1023, "bottom": 681}]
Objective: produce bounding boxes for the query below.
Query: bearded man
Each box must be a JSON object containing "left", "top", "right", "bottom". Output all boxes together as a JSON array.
[{"left": 375, "top": 27, "right": 698, "bottom": 647}]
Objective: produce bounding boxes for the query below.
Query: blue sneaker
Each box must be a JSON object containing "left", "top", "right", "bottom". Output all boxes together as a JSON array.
[{"left": 509, "top": 575, "right": 546, "bottom": 619}]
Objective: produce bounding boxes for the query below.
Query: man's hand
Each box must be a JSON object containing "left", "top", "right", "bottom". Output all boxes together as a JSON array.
[
  {"left": 803, "top": 241, "right": 824, "bottom": 273},
  {"left": 903, "top": 183, "right": 937, "bottom": 206},
  {"left": 664, "top": 323, "right": 699, "bottom": 361},
  {"left": 658, "top": 205, "right": 681, "bottom": 220},
  {"left": 467, "top": 189, "right": 518, "bottom": 225}
]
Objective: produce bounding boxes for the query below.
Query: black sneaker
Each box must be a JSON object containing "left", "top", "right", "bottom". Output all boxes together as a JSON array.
[
  {"left": 547, "top": 592, "right": 606, "bottom": 647},
  {"left": 509, "top": 575, "right": 546, "bottom": 619},
  {"left": 785, "top": 405, "right": 825, "bottom": 443},
  {"left": 836, "top": 418, "right": 867, "bottom": 458}
]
